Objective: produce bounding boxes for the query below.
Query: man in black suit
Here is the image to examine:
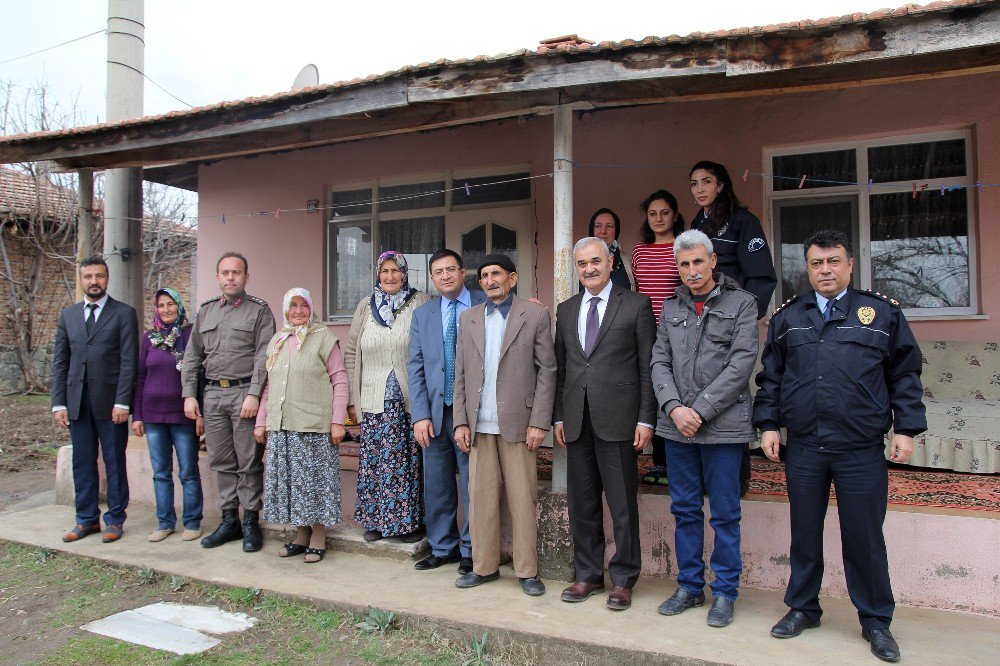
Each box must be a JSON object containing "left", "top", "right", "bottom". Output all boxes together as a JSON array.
[
  {"left": 554, "top": 237, "right": 656, "bottom": 611},
  {"left": 52, "top": 256, "right": 139, "bottom": 543}
]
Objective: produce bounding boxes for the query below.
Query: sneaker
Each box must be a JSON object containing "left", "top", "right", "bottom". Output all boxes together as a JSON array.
[
  {"left": 147, "top": 528, "right": 174, "bottom": 542},
  {"left": 642, "top": 465, "right": 666, "bottom": 485},
  {"left": 181, "top": 528, "right": 202, "bottom": 541}
]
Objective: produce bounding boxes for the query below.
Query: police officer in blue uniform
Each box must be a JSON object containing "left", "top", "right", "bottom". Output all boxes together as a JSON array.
[{"left": 753, "top": 229, "right": 925, "bottom": 663}]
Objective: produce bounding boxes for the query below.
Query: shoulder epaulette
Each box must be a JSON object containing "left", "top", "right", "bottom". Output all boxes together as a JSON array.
[
  {"left": 858, "top": 289, "right": 900, "bottom": 307},
  {"left": 771, "top": 294, "right": 800, "bottom": 316},
  {"left": 199, "top": 296, "right": 218, "bottom": 307},
  {"left": 246, "top": 295, "right": 269, "bottom": 307}
]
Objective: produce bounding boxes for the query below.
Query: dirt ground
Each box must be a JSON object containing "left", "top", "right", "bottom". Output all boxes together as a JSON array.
[{"left": 0, "top": 394, "right": 62, "bottom": 511}]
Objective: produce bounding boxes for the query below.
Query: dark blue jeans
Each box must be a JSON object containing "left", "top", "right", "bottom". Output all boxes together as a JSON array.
[
  {"left": 665, "top": 439, "right": 744, "bottom": 600},
  {"left": 145, "top": 422, "right": 203, "bottom": 531}
]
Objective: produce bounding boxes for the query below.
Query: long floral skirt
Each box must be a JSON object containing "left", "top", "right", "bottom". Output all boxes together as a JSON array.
[
  {"left": 262, "top": 429, "right": 344, "bottom": 528},
  {"left": 354, "top": 399, "right": 424, "bottom": 536}
]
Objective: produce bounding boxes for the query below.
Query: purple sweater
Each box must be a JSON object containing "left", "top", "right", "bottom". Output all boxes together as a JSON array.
[{"left": 134, "top": 327, "right": 194, "bottom": 425}]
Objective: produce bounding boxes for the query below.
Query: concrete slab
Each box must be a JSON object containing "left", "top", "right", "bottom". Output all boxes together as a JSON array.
[
  {"left": 2, "top": 501, "right": 997, "bottom": 666},
  {"left": 81, "top": 610, "right": 221, "bottom": 654},
  {"left": 134, "top": 602, "right": 257, "bottom": 634}
]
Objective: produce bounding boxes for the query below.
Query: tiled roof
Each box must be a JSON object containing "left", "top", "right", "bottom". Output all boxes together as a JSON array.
[
  {"left": 0, "top": 0, "right": 985, "bottom": 144},
  {"left": 0, "top": 166, "right": 76, "bottom": 220}
]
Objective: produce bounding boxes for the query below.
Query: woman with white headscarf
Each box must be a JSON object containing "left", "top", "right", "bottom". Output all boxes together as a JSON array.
[
  {"left": 344, "top": 250, "right": 431, "bottom": 543},
  {"left": 255, "top": 287, "right": 349, "bottom": 563}
]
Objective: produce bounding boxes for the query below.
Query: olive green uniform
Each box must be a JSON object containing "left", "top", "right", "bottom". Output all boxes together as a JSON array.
[{"left": 182, "top": 294, "right": 275, "bottom": 512}]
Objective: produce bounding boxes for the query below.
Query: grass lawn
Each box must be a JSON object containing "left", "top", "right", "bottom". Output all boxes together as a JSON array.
[{"left": 0, "top": 541, "right": 499, "bottom": 665}]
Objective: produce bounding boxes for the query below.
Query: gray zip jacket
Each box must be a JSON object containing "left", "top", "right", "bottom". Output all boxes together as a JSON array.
[{"left": 651, "top": 273, "right": 759, "bottom": 444}]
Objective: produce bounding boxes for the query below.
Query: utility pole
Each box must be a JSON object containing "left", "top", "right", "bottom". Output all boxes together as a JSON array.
[{"left": 104, "top": 0, "right": 144, "bottom": 321}]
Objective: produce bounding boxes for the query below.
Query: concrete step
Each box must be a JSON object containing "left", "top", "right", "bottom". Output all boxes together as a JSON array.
[
  {"left": 53, "top": 444, "right": 1000, "bottom": 617},
  {"left": 2, "top": 501, "right": 998, "bottom": 666},
  {"left": 261, "top": 522, "right": 428, "bottom": 562}
]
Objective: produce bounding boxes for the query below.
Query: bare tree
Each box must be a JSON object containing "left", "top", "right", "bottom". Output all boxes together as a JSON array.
[
  {"left": 0, "top": 80, "right": 197, "bottom": 391},
  {"left": 0, "top": 81, "right": 83, "bottom": 391}
]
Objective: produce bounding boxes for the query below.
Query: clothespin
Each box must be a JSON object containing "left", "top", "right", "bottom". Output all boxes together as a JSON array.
[
  {"left": 464, "top": 182, "right": 471, "bottom": 196},
  {"left": 742, "top": 169, "right": 748, "bottom": 182},
  {"left": 221, "top": 214, "right": 226, "bottom": 225},
  {"left": 275, "top": 208, "right": 281, "bottom": 220},
  {"left": 912, "top": 183, "right": 917, "bottom": 199},
  {"left": 940, "top": 185, "right": 946, "bottom": 196},
  {"left": 798, "top": 175, "right": 807, "bottom": 189},
  {"left": 867, "top": 179, "right": 873, "bottom": 194}
]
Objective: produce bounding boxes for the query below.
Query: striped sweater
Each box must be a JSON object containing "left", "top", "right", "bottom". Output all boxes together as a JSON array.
[{"left": 631, "top": 242, "right": 682, "bottom": 324}]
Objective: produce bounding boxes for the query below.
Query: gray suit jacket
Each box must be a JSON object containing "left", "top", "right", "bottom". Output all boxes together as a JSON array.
[
  {"left": 51, "top": 297, "right": 139, "bottom": 420},
  {"left": 554, "top": 284, "right": 657, "bottom": 442},
  {"left": 453, "top": 296, "right": 556, "bottom": 443}
]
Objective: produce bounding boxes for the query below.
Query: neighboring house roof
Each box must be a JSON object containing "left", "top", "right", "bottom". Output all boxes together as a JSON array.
[
  {"left": 0, "top": 166, "right": 76, "bottom": 220},
  {"left": 0, "top": 0, "right": 995, "bottom": 185}
]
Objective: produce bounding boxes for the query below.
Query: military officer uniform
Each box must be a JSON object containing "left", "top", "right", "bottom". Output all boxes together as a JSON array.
[
  {"left": 182, "top": 293, "right": 275, "bottom": 546},
  {"left": 753, "top": 288, "right": 926, "bottom": 632}
]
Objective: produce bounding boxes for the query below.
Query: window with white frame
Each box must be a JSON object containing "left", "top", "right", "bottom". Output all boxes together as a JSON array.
[
  {"left": 767, "top": 130, "right": 976, "bottom": 317},
  {"left": 326, "top": 170, "right": 531, "bottom": 319}
]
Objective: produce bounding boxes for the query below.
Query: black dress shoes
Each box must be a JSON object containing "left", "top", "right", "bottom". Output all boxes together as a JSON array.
[
  {"left": 456, "top": 570, "right": 500, "bottom": 588},
  {"left": 706, "top": 597, "right": 735, "bottom": 628},
  {"left": 458, "top": 557, "right": 473, "bottom": 575},
  {"left": 414, "top": 554, "right": 461, "bottom": 570},
  {"left": 863, "top": 628, "right": 901, "bottom": 662},
  {"left": 657, "top": 587, "right": 705, "bottom": 616},
  {"left": 520, "top": 576, "right": 546, "bottom": 596},
  {"left": 770, "top": 610, "right": 821, "bottom": 638}
]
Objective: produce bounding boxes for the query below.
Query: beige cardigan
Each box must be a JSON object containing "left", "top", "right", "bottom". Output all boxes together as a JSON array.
[{"left": 344, "top": 292, "right": 431, "bottom": 415}]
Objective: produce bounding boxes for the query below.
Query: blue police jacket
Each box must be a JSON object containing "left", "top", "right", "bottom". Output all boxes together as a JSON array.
[{"left": 753, "top": 288, "right": 927, "bottom": 450}]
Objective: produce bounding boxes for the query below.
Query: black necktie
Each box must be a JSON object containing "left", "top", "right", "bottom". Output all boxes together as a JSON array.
[{"left": 86, "top": 303, "right": 98, "bottom": 335}]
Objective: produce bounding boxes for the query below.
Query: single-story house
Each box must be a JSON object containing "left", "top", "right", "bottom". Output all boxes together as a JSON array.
[{"left": 3, "top": 0, "right": 999, "bottom": 613}]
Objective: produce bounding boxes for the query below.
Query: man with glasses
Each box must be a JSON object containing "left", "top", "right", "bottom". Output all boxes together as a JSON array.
[{"left": 408, "top": 249, "right": 487, "bottom": 575}]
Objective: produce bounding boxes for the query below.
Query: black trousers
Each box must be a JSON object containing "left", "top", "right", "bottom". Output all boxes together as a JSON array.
[
  {"left": 567, "top": 402, "right": 642, "bottom": 588},
  {"left": 784, "top": 443, "right": 894, "bottom": 629}
]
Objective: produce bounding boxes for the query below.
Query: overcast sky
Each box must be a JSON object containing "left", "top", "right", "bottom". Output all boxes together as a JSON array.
[{"left": 1, "top": 0, "right": 899, "bottom": 126}]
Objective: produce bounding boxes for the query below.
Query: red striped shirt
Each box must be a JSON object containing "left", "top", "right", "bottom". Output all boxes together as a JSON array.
[{"left": 631, "top": 243, "right": 682, "bottom": 324}]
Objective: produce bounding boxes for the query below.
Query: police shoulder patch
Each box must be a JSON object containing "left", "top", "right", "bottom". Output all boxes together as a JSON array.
[
  {"left": 747, "top": 237, "right": 766, "bottom": 253},
  {"left": 771, "top": 294, "right": 800, "bottom": 317},
  {"left": 246, "top": 294, "right": 269, "bottom": 307},
  {"left": 859, "top": 289, "right": 901, "bottom": 307}
]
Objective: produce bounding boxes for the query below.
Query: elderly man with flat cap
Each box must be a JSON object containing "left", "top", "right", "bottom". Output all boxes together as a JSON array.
[{"left": 452, "top": 253, "right": 556, "bottom": 597}]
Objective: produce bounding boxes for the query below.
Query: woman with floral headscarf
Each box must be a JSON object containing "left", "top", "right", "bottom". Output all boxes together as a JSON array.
[
  {"left": 344, "top": 251, "right": 431, "bottom": 542},
  {"left": 133, "top": 288, "right": 204, "bottom": 543},
  {"left": 254, "top": 288, "right": 348, "bottom": 563}
]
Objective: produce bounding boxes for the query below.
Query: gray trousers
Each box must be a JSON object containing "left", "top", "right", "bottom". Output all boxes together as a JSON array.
[{"left": 203, "top": 385, "right": 263, "bottom": 512}]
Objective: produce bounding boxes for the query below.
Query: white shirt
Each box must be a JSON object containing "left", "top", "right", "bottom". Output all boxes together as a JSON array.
[
  {"left": 577, "top": 280, "right": 613, "bottom": 348},
  {"left": 83, "top": 294, "right": 109, "bottom": 323},
  {"left": 476, "top": 306, "right": 508, "bottom": 434}
]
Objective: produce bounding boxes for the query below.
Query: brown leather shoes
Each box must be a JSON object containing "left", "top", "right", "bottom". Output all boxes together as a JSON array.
[
  {"left": 101, "top": 524, "right": 124, "bottom": 543},
  {"left": 62, "top": 523, "right": 100, "bottom": 542},
  {"left": 606, "top": 585, "right": 633, "bottom": 611},
  {"left": 561, "top": 581, "right": 606, "bottom": 603}
]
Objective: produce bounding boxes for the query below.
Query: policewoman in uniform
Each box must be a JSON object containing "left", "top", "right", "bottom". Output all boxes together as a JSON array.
[
  {"left": 689, "top": 160, "right": 776, "bottom": 319},
  {"left": 182, "top": 251, "right": 276, "bottom": 553},
  {"left": 689, "top": 160, "right": 777, "bottom": 496},
  {"left": 753, "top": 230, "right": 925, "bottom": 663}
]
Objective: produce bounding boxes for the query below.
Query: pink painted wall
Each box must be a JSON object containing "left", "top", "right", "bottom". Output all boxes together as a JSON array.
[{"left": 198, "top": 71, "right": 1000, "bottom": 342}]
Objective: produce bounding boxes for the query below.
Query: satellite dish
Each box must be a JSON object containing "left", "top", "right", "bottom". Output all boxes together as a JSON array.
[{"left": 291, "top": 64, "right": 319, "bottom": 91}]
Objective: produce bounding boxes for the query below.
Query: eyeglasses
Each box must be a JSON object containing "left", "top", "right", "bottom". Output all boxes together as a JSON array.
[{"left": 431, "top": 266, "right": 461, "bottom": 277}]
